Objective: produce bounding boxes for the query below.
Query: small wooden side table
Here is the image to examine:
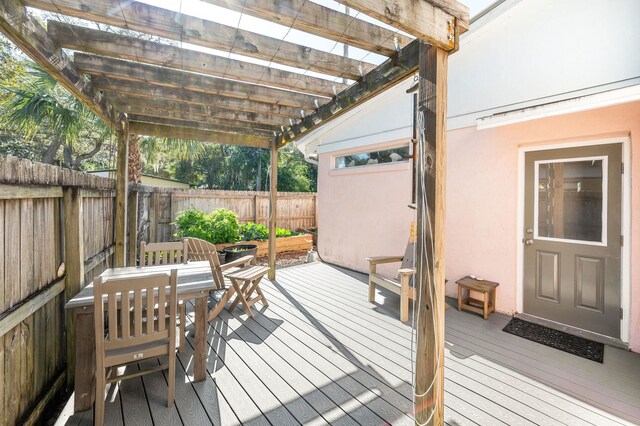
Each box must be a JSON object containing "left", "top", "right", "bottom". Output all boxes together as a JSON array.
[{"left": 456, "top": 276, "right": 499, "bottom": 320}]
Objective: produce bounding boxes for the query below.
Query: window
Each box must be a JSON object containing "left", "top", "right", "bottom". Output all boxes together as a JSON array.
[
  {"left": 334, "top": 145, "right": 411, "bottom": 169},
  {"left": 535, "top": 157, "right": 606, "bottom": 244}
]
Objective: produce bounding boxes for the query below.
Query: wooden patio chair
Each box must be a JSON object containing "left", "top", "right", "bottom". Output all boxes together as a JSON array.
[
  {"left": 139, "top": 241, "right": 187, "bottom": 352},
  {"left": 367, "top": 221, "right": 416, "bottom": 322},
  {"left": 140, "top": 240, "right": 189, "bottom": 265},
  {"left": 93, "top": 270, "right": 179, "bottom": 426},
  {"left": 183, "top": 237, "right": 256, "bottom": 320}
]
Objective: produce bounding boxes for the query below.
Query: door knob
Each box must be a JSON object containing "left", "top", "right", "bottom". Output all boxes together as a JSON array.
[{"left": 525, "top": 239, "right": 534, "bottom": 245}]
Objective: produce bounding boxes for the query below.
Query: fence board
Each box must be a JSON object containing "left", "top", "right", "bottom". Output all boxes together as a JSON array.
[{"left": 0, "top": 155, "right": 116, "bottom": 426}]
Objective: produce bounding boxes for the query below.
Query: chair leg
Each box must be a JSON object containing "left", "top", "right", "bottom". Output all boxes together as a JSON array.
[
  {"left": 368, "top": 264, "right": 376, "bottom": 302},
  {"left": 179, "top": 304, "right": 186, "bottom": 353},
  {"left": 94, "top": 369, "right": 105, "bottom": 426},
  {"left": 167, "top": 353, "right": 176, "bottom": 407},
  {"left": 208, "top": 287, "right": 235, "bottom": 321},
  {"left": 400, "top": 276, "right": 409, "bottom": 322}
]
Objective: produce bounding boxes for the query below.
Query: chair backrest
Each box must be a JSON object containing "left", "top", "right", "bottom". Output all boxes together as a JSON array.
[
  {"left": 93, "top": 270, "right": 178, "bottom": 355},
  {"left": 140, "top": 240, "right": 189, "bottom": 266},
  {"left": 184, "top": 237, "right": 225, "bottom": 289},
  {"left": 399, "top": 221, "right": 416, "bottom": 276}
]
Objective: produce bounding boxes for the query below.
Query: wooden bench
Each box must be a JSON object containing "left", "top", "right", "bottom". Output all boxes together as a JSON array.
[{"left": 455, "top": 276, "right": 499, "bottom": 320}]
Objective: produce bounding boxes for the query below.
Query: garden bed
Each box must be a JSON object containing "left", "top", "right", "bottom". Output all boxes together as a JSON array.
[{"left": 217, "top": 233, "right": 313, "bottom": 257}]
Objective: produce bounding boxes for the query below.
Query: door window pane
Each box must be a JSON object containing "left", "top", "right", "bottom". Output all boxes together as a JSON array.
[{"left": 537, "top": 159, "right": 604, "bottom": 242}]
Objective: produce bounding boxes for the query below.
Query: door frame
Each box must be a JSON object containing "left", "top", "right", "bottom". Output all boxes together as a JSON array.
[{"left": 516, "top": 136, "right": 631, "bottom": 345}]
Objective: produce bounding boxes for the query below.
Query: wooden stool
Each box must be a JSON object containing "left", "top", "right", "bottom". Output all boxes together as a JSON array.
[
  {"left": 455, "top": 276, "right": 498, "bottom": 320},
  {"left": 210, "top": 265, "right": 269, "bottom": 319}
]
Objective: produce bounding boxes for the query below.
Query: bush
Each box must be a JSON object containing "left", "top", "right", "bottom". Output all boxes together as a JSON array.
[
  {"left": 174, "top": 208, "right": 213, "bottom": 242},
  {"left": 240, "top": 222, "right": 269, "bottom": 241},
  {"left": 209, "top": 208, "right": 240, "bottom": 244},
  {"left": 174, "top": 207, "right": 240, "bottom": 244}
]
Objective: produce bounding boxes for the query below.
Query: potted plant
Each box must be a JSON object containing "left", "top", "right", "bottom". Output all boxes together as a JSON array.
[{"left": 222, "top": 243, "right": 259, "bottom": 262}]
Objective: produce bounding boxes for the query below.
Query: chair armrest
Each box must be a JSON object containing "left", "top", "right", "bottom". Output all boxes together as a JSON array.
[
  {"left": 221, "top": 255, "right": 255, "bottom": 271},
  {"left": 366, "top": 256, "right": 403, "bottom": 265},
  {"left": 398, "top": 268, "right": 415, "bottom": 276}
]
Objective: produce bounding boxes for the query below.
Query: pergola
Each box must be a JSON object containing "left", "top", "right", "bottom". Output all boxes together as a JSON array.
[{"left": 0, "top": 0, "right": 468, "bottom": 423}]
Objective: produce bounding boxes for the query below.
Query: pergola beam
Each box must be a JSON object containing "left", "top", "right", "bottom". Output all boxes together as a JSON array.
[
  {"left": 0, "top": 0, "right": 117, "bottom": 127},
  {"left": 129, "top": 122, "right": 271, "bottom": 149},
  {"left": 118, "top": 106, "right": 277, "bottom": 133},
  {"left": 95, "top": 78, "right": 301, "bottom": 124},
  {"left": 286, "top": 39, "right": 421, "bottom": 142},
  {"left": 26, "top": 0, "right": 375, "bottom": 79},
  {"left": 48, "top": 22, "right": 347, "bottom": 98},
  {"left": 201, "top": 0, "right": 412, "bottom": 56},
  {"left": 111, "top": 97, "right": 290, "bottom": 128},
  {"left": 332, "top": 0, "right": 469, "bottom": 51},
  {"left": 128, "top": 115, "right": 275, "bottom": 138},
  {"left": 74, "top": 54, "right": 324, "bottom": 109}
]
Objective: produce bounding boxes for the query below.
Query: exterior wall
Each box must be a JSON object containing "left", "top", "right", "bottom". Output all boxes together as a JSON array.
[
  {"left": 446, "top": 101, "right": 640, "bottom": 351},
  {"left": 448, "top": 0, "right": 640, "bottom": 128},
  {"left": 317, "top": 139, "right": 414, "bottom": 277}
]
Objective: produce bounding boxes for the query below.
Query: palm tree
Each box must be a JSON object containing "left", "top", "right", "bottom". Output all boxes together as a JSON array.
[{"left": 0, "top": 61, "right": 112, "bottom": 168}]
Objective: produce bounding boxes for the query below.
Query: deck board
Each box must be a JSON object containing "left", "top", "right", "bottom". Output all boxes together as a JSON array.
[{"left": 56, "top": 262, "right": 640, "bottom": 426}]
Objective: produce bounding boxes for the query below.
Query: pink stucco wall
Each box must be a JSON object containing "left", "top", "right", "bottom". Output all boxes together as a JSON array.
[
  {"left": 318, "top": 102, "right": 640, "bottom": 351},
  {"left": 446, "top": 102, "right": 640, "bottom": 351},
  {"left": 317, "top": 140, "right": 414, "bottom": 278}
]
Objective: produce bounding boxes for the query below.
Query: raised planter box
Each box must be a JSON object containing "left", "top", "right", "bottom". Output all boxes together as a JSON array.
[{"left": 216, "top": 234, "right": 313, "bottom": 257}]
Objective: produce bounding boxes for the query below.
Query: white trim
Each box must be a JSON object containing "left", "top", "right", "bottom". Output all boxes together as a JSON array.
[
  {"left": 476, "top": 84, "right": 640, "bottom": 130},
  {"left": 533, "top": 155, "right": 608, "bottom": 247},
  {"left": 517, "top": 136, "right": 631, "bottom": 343}
]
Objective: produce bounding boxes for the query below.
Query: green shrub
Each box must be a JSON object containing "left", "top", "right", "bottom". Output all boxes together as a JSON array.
[
  {"left": 210, "top": 208, "right": 240, "bottom": 244},
  {"left": 174, "top": 207, "right": 240, "bottom": 244},
  {"left": 276, "top": 227, "right": 299, "bottom": 238},
  {"left": 174, "top": 208, "right": 213, "bottom": 242},
  {"left": 240, "top": 222, "right": 269, "bottom": 241}
]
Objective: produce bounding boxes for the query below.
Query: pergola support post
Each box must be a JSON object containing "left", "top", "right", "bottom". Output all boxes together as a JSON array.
[
  {"left": 114, "top": 114, "right": 129, "bottom": 267},
  {"left": 414, "top": 42, "right": 448, "bottom": 426},
  {"left": 268, "top": 137, "right": 279, "bottom": 280},
  {"left": 127, "top": 187, "right": 138, "bottom": 267}
]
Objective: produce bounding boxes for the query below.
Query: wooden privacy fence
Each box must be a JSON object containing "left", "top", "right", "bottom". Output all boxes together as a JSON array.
[
  {"left": 0, "top": 155, "right": 115, "bottom": 426},
  {"left": 132, "top": 185, "right": 317, "bottom": 246},
  {"left": 0, "top": 155, "right": 316, "bottom": 425}
]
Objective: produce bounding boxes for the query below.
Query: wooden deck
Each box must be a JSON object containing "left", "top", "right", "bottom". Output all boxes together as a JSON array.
[{"left": 56, "top": 262, "right": 640, "bottom": 425}]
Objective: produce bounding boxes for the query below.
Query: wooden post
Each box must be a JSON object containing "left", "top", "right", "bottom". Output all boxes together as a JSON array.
[
  {"left": 414, "top": 41, "right": 448, "bottom": 426},
  {"left": 268, "top": 137, "right": 279, "bottom": 280},
  {"left": 114, "top": 114, "right": 129, "bottom": 267},
  {"left": 254, "top": 194, "right": 260, "bottom": 223},
  {"left": 63, "top": 187, "right": 84, "bottom": 391},
  {"left": 127, "top": 187, "right": 138, "bottom": 266}
]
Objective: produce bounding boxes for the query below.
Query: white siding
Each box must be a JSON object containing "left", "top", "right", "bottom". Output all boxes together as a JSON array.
[{"left": 448, "top": 0, "right": 640, "bottom": 128}]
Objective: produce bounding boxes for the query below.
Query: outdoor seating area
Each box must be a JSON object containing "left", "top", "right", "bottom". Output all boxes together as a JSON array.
[
  {"left": 57, "top": 262, "right": 640, "bottom": 425},
  {"left": 1, "top": 0, "right": 639, "bottom": 425}
]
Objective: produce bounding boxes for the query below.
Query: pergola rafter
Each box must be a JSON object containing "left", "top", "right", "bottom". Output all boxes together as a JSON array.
[
  {"left": 0, "top": 0, "right": 469, "bottom": 423},
  {"left": 74, "top": 54, "right": 326, "bottom": 109},
  {"left": 200, "top": 0, "right": 413, "bottom": 56},
  {"left": 98, "top": 80, "right": 304, "bottom": 123},
  {"left": 48, "top": 21, "right": 347, "bottom": 98},
  {"left": 25, "top": 0, "right": 377, "bottom": 79}
]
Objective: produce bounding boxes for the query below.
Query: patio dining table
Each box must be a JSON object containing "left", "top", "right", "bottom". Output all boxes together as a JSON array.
[{"left": 65, "top": 261, "right": 215, "bottom": 413}]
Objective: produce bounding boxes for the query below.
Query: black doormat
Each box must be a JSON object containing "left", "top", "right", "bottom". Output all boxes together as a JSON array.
[{"left": 503, "top": 317, "right": 604, "bottom": 363}]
